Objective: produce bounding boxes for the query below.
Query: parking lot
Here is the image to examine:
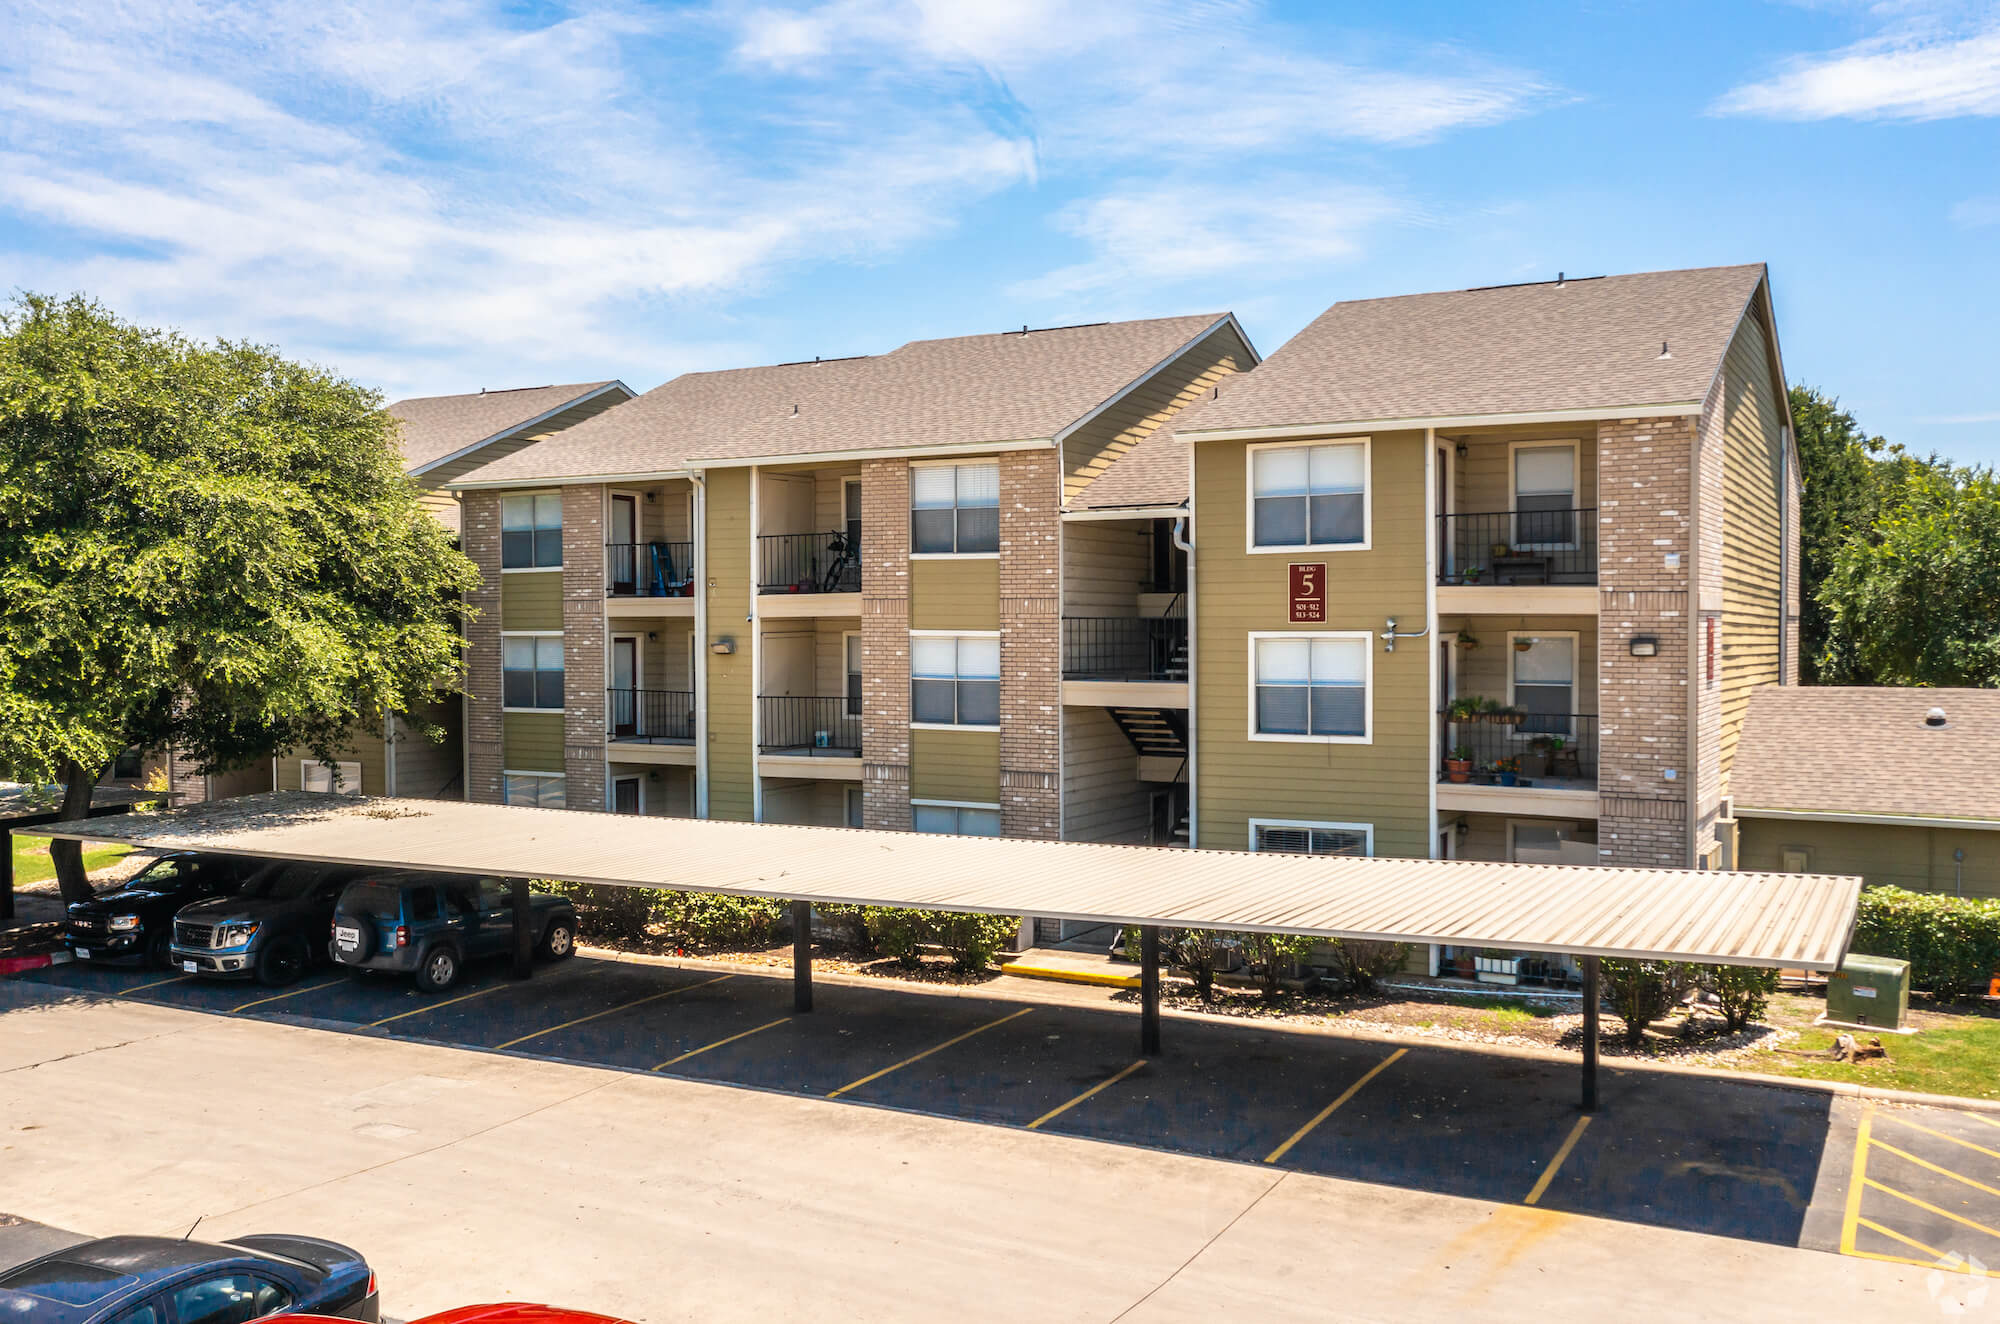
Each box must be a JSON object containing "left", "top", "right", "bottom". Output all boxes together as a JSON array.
[{"left": 14, "top": 945, "right": 1991, "bottom": 1278}]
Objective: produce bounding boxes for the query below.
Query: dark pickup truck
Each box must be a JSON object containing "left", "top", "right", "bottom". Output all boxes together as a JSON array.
[
  {"left": 66, "top": 852, "right": 260, "bottom": 969},
  {"left": 170, "top": 862, "right": 366, "bottom": 985}
]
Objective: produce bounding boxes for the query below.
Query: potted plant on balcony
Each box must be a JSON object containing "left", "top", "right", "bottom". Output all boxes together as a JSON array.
[
  {"left": 1455, "top": 628, "right": 1481, "bottom": 650},
  {"left": 1445, "top": 695, "right": 1482, "bottom": 723},
  {"left": 1489, "top": 542, "right": 1511, "bottom": 560},
  {"left": 1521, "top": 733, "right": 1567, "bottom": 780},
  {"left": 1444, "top": 746, "right": 1474, "bottom": 783},
  {"left": 1491, "top": 704, "right": 1527, "bottom": 727},
  {"left": 1459, "top": 566, "right": 1484, "bottom": 585},
  {"left": 1492, "top": 756, "right": 1520, "bottom": 787}
]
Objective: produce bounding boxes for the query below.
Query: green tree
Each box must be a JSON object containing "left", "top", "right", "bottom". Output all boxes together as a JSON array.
[
  {"left": 1788, "top": 386, "right": 1886, "bottom": 682},
  {"left": 1818, "top": 462, "right": 2000, "bottom": 687},
  {"left": 0, "top": 294, "right": 477, "bottom": 902}
]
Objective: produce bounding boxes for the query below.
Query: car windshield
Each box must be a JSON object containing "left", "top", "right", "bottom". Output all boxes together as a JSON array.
[
  {"left": 0, "top": 1260, "right": 136, "bottom": 1305},
  {"left": 237, "top": 866, "right": 324, "bottom": 900}
]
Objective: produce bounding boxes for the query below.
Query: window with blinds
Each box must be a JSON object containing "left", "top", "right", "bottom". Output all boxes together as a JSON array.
[
  {"left": 503, "top": 635, "right": 565, "bottom": 709},
  {"left": 502, "top": 493, "right": 563, "bottom": 568},
  {"left": 503, "top": 772, "right": 566, "bottom": 809},
  {"left": 1251, "top": 442, "right": 1367, "bottom": 548},
  {"left": 1253, "top": 635, "right": 1368, "bottom": 739},
  {"left": 910, "top": 634, "right": 1000, "bottom": 726},
  {"left": 913, "top": 803, "right": 1002, "bottom": 836},
  {"left": 1512, "top": 444, "right": 1576, "bottom": 547},
  {"left": 1252, "top": 823, "right": 1371, "bottom": 856},
  {"left": 910, "top": 461, "right": 999, "bottom": 554},
  {"left": 1510, "top": 634, "right": 1574, "bottom": 736}
]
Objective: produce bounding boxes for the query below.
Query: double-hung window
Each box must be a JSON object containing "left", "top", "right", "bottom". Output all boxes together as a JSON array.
[
  {"left": 1250, "top": 441, "right": 1367, "bottom": 549},
  {"left": 1512, "top": 444, "right": 1576, "bottom": 547},
  {"left": 503, "top": 772, "right": 565, "bottom": 809},
  {"left": 910, "top": 633, "right": 999, "bottom": 726},
  {"left": 1251, "top": 821, "right": 1372, "bottom": 857},
  {"left": 503, "top": 635, "right": 564, "bottom": 710},
  {"left": 502, "top": 493, "right": 563, "bottom": 569},
  {"left": 913, "top": 802, "right": 1002, "bottom": 837},
  {"left": 1252, "top": 634, "right": 1369, "bottom": 740},
  {"left": 301, "top": 760, "right": 362, "bottom": 793},
  {"left": 1509, "top": 634, "right": 1574, "bottom": 736},
  {"left": 910, "top": 461, "right": 999, "bottom": 554}
]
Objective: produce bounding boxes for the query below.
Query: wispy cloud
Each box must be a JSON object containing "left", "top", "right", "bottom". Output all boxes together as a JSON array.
[
  {"left": 1917, "top": 411, "right": 2000, "bottom": 424},
  {"left": 1951, "top": 196, "right": 2000, "bottom": 226},
  {"left": 1715, "top": 23, "right": 2000, "bottom": 121}
]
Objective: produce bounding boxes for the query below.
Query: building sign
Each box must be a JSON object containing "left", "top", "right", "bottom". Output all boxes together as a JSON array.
[{"left": 1289, "top": 562, "right": 1326, "bottom": 623}]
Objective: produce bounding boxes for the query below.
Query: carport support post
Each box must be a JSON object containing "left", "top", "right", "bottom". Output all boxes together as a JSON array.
[
  {"left": 1580, "top": 955, "right": 1600, "bottom": 1112},
  {"left": 511, "top": 877, "right": 533, "bottom": 980},
  {"left": 1140, "top": 925, "right": 1161, "bottom": 1056},
  {"left": 792, "top": 900, "right": 813, "bottom": 1013}
]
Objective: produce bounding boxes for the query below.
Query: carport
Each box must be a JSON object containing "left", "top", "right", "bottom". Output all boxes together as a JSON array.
[
  {"left": 2, "top": 784, "right": 166, "bottom": 924},
  {"left": 38, "top": 791, "right": 1861, "bottom": 1112}
]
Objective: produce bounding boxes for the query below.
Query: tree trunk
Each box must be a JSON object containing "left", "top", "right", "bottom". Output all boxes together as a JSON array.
[{"left": 50, "top": 760, "right": 98, "bottom": 906}]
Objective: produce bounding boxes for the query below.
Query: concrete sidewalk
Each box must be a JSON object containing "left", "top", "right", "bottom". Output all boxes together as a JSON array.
[{"left": 0, "top": 985, "right": 1929, "bottom": 1322}]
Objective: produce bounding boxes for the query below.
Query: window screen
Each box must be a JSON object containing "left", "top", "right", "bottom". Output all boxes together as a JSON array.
[
  {"left": 502, "top": 636, "right": 565, "bottom": 709},
  {"left": 910, "top": 635, "right": 1000, "bottom": 726},
  {"left": 910, "top": 462, "right": 999, "bottom": 554},
  {"left": 1251, "top": 443, "right": 1365, "bottom": 547},
  {"left": 501, "top": 493, "right": 563, "bottom": 568},
  {"left": 913, "top": 804, "right": 1002, "bottom": 836},
  {"left": 503, "top": 773, "right": 566, "bottom": 809},
  {"left": 1253, "top": 824, "right": 1370, "bottom": 856},
  {"left": 1511, "top": 636, "right": 1574, "bottom": 735},
  {"left": 1513, "top": 446, "right": 1575, "bottom": 545},
  {"left": 1254, "top": 636, "right": 1366, "bottom": 737}
]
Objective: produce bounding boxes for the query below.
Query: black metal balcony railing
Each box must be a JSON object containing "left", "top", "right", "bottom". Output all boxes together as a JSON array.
[
  {"left": 1438, "top": 711, "right": 1597, "bottom": 788},
  {"left": 758, "top": 695, "right": 862, "bottom": 755},
  {"left": 606, "top": 688, "right": 695, "bottom": 743},
  {"left": 1436, "top": 509, "right": 1598, "bottom": 585},
  {"left": 757, "top": 530, "right": 860, "bottom": 594},
  {"left": 1062, "top": 617, "right": 1189, "bottom": 681},
  {"left": 606, "top": 542, "right": 696, "bottom": 597}
]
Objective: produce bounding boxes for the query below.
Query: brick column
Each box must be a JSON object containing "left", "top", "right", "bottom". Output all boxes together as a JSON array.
[
  {"left": 1597, "top": 416, "right": 1696, "bottom": 867},
  {"left": 561, "top": 485, "right": 607, "bottom": 812},
  {"left": 860, "top": 459, "right": 912, "bottom": 831},
  {"left": 999, "top": 449, "right": 1060, "bottom": 839},
  {"left": 462, "top": 490, "right": 505, "bottom": 805}
]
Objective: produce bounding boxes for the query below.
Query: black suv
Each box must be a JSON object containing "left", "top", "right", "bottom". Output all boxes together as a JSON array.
[
  {"left": 330, "top": 873, "right": 577, "bottom": 991},
  {"left": 170, "top": 862, "right": 366, "bottom": 985},
  {"left": 65, "top": 853, "right": 259, "bottom": 969}
]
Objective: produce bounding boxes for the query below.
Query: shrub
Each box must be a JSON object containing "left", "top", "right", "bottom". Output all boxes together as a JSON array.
[
  {"left": 1331, "top": 939, "right": 1413, "bottom": 994},
  {"left": 1851, "top": 885, "right": 2000, "bottom": 997},
  {"left": 1240, "top": 931, "right": 1318, "bottom": 1002},
  {"left": 656, "top": 892, "right": 786, "bottom": 952},
  {"left": 1703, "top": 965, "right": 1779, "bottom": 1032},
  {"left": 1599, "top": 958, "right": 1699, "bottom": 1047},
  {"left": 1123, "top": 927, "right": 1230, "bottom": 1002},
  {"left": 538, "top": 880, "right": 661, "bottom": 943},
  {"left": 864, "top": 908, "right": 1020, "bottom": 972}
]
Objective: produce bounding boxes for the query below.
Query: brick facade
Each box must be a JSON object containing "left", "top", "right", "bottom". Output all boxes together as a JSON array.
[
  {"left": 1596, "top": 416, "right": 1697, "bottom": 867},
  {"left": 859, "top": 459, "right": 913, "bottom": 831},
  {"left": 998, "top": 449, "right": 1061, "bottom": 839},
  {"left": 560, "top": 485, "right": 607, "bottom": 812},
  {"left": 462, "top": 489, "right": 505, "bottom": 806}
]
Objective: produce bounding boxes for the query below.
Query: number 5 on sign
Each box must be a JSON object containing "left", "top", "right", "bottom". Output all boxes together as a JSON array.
[{"left": 1290, "top": 562, "right": 1326, "bottom": 623}]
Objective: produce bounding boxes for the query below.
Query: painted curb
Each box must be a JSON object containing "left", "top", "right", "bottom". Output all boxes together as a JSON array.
[
  {"left": 0, "top": 948, "right": 72, "bottom": 976},
  {"left": 1000, "top": 962, "right": 1142, "bottom": 990}
]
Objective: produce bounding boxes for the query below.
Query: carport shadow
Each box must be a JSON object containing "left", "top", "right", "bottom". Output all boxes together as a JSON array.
[{"left": 1, "top": 955, "right": 1834, "bottom": 1249}]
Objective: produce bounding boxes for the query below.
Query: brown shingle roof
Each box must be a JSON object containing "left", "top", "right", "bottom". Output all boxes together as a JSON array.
[
  {"left": 451, "top": 315, "right": 1229, "bottom": 484},
  {"left": 1733, "top": 687, "right": 2000, "bottom": 824},
  {"left": 387, "top": 381, "right": 622, "bottom": 472},
  {"left": 1179, "top": 264, "right": 1769, "bottom": 436}
]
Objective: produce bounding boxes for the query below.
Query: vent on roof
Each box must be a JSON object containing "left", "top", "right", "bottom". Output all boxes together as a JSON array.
[
  {"left": 1464, "top": 274, "right": 1604, "bottom": 293},
  {"left": 1926, "top": 707, "right": 1949, "bottom": 729},
  {"left": 775, "top": 354, "right": 869, "bottom": 367},
  {"left": 1009, "top": 321, "right": 1111, "bottom": 336}
]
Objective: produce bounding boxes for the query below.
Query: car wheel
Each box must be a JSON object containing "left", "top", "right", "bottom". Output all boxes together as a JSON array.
[
  {"left": 145, "top": 927, "right": 173, "bottom": 971},
  {"left": 538, "top": 918, "right": 575, "bottom": 961},
  {"left": 255, "top": 935, "right": 308, "bottom": 986},
  {"left": 416, "top": 945, "right": 460, "bottom": 992}
]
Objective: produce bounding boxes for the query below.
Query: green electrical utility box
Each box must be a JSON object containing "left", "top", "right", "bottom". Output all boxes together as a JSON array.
[{"left": 1827, "top": 955, "right": 1911, "bottom": 1031}]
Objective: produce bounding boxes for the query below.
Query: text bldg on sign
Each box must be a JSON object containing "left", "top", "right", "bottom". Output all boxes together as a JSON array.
[{"left": 1289, "top": 563, "right": 1326, "bottom": 623}]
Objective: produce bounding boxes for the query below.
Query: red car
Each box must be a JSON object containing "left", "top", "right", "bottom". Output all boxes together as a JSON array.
[{"left": 297, "top": 1308, "right": 632, "bottom": 1324}]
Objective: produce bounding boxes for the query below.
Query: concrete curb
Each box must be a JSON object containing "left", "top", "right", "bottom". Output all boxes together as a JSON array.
[{"left": 0, "top": 949, "right": 72, "bottom": 976}]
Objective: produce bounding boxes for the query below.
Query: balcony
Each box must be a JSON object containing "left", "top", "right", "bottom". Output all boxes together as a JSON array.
[
  {"left": 758, "top": 695, "right": 862, "bottom": 779},
  {"left": 757, "top": 531, "right": 859, "bottom": 595},
  {"left": 606, "top": 688, "right": 696, "bottom": 766},
  {"left": 606, "top": 542, "right": 696, "bottom": 616},
  {"left": 1438, "top": 710, "right": 1598, "bottom": 815},
  {"left": 1435, "top": 509, "right": 1598, "bottom": 613},
  {"left": 1062, "top": 616, "right": 1188, "bottom": 709}
]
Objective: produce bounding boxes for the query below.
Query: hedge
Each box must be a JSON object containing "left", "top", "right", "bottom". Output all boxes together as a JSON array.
[
  {"left": 864, "top": 908, "right": 1020, "bottom": 973},
  {"left": 537, "top": 882, "right": 786, "bottom": 952},
  {"left": 1851, "top": 885, "right": 2000, "bottom": 997}
]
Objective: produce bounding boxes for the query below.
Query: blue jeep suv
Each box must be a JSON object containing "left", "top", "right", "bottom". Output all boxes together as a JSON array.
[{"left": 329, "top": 872, "right": 577, "bottom": 991}]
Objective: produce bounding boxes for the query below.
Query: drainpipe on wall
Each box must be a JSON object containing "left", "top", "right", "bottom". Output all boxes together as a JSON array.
[
  {"left": 690, "top": 470, "right": 710, "bottom": 819},
  {"left": 1172, "top": 509, "right": 1196, "bottom": 849}
]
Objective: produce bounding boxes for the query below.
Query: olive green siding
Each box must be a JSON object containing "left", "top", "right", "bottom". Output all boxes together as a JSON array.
[
  {"left": 501, "top": 569, "right": 563, "bottom": 630},
  {"left": 910, "top": 728, "right": 1002, "bottom": 803},
  {"left": 1740, "top": 817, "right": 2000, "bottom": 900},
  {"left": 278, "top": 719, "right": 388, "bottom": 795},
  {"left": 910, "top": 557, "right": 1000, "bottom": 629},
  {"left": 502, "top": 712, "right": 564, "bottom": 773},
  {"left": 706, "top": 466, "right": 755, "bottom": 821},
  {"left": 1193, "top": 430, "right": 1432, "bottom": 857},
  {"left": 1719, "top": 310, "right": 1787, "bottom": 786},
  {"left": 1063, "top": 322, "right": 1254, "bottom": 503}
]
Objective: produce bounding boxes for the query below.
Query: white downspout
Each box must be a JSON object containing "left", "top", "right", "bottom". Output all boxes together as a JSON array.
[{"left": 691, "top": 471, "right": 710, "bottom": 819}]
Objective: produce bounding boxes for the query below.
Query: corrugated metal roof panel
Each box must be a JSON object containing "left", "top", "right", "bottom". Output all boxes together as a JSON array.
[{"left": 37, "top": 793, "right": 1860, "bottom": 969}]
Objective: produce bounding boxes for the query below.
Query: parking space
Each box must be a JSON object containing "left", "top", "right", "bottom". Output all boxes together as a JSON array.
[{"left": 7, "top": 950, "right": 1990, "bottom": 1271}]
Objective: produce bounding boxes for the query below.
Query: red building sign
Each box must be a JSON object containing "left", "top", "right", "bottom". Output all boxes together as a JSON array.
[{"left": 1289, "top": 562, "right": 1326, "bottom": 623}]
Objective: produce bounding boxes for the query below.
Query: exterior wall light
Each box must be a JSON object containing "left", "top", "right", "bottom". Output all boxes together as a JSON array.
[
  {"left": 710, "top": 638, "right": 736, "bottom": 655},
  {"left": 1629, "top": 636, "right": 1658, "bottom": 657}
]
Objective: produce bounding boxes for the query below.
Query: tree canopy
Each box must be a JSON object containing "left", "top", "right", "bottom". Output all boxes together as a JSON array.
[{"left": 0, "top": 294, "right": 477, "bottom": 900}]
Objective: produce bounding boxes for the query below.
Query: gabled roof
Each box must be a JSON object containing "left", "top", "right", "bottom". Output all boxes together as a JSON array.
[
  {"left": 1177, "top": 264, "right": 1771, "bottom": 438},
  {"left": 449, "top": 315, "right": 1232, "bottom": 486},
  {"left": 388, "top": 381, "right": 631, "bottom": 475},
  {"left": 1733, "top": 687, "right": 2000, "bottom": 826}
]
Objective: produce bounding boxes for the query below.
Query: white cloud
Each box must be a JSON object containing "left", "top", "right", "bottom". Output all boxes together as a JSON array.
[
  {"left": 1951, "top": 196, "right": 2000, "bottom": 226},
  {"left": 1715, "top": 26, "right": 2000, "bottom": 120}
]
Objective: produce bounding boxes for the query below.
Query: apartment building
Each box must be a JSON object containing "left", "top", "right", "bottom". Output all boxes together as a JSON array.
[{"left": 444, "top": 317, "right": 1256, "bottom": 853}]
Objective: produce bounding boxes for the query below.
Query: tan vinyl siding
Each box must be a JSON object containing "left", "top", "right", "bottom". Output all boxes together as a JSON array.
[
  {"left": 417, "top": 489, "right": 462, "bottom": 533},
  {"left": 1193, "top": 429, "right": 1432, "bottom": 857},
  {"left": 706, "top": 466, "right": 756, "bottom": 820},
  {"left": 910, "top": 557, "right": 999, "bottom": 629},
  {"left": 1062, "top": 705, "right": 1153, "bottom": 843},
  {"left": 609, "top": 765, "right": 696, "bottom": 818},
  {"left": 761, "top": 779, "right": 850, "bottom": 827},
  {"left": 910, "top": 728, "right": 1001, "bottom": 803},
  {"left": 1063, "top": 323, "right": 1251, "bottom": 504},
  {"left": 1740, "top": 818, "right": 2000, "bottom": 900},
  {"left": 1443, "top": 617, "right": 1599, "bottom": 719},
  {"left": 813, "top": 466, "right": 863, "bottom": 532},
  {"left": 1719, "top": 310, "right": 1786, "bottom": 788},
  {"left": 502, "top": 713, "right": 565, "bottom": 773},
  {"left": 612, "top": 619, "right": 696, "bottom": 695},
  {"left": 1062, "top": 519, "right": 1152, "bottom": 616},
  {"left": 279, "top": 720, "right": 390, "bottom": 796},
  {"left": 1449, "top": 428, "right": 1598, "bottom": 518},
  {"left": 392, "top": 698, "right": 464, "bottom": 799},
  {"left": 501, "top": 569, "right": 563, "bottom": 630},
  {"left": 816, "top": 619, "right": 857, "bottom": 699}
]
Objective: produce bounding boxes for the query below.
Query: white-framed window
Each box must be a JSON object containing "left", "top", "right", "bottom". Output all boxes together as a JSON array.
[
  {"left": 301, "top": 760, "right": 362, "bottom": 793},
  {"left": 912, "top": 800, "right": 1002, "bottom": 837},
  {"left": 1247, "top": 439, "right": 1369, "bottom": 551},
  {"left": 1507, "top": 632, "right": 1576, "bottom": 737},
  {"left": 1250, "top": 819, "right": 1372, "bottom": 857},
  {"left": 910, "top": 631, "right": 1000, "bottom": 727},
  {"left": 1509, "top": 441, "right": 1578, "bottom": 548},
  {"left": 1249, "top": 632, "right": 1371, "bottom": 742},
  {"left": 844, "top": 631, "right": 863, "bottom": 718},
  {"left": 910, "top": 460, "right": 999, "bottom": 555},
  {"left": 503, "top": 633, "right": 565, "bottom": 710},
  {"left": 503, "top": 771, "right": 566, "bottom": 808},
  {"left": 501, "top": 493, "right": 563, "bottom": 569},
  {"left": 845, "top": 785, "right": 864, "bottom": 828}
]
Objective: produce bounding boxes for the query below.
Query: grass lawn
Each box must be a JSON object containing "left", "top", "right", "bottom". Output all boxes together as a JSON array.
[
  {"left": 9, "top": 835, "right": 133, "bottom": 889},
  {"left": 1728, "top": 991, "right": 2000, "bottom": 1102}
]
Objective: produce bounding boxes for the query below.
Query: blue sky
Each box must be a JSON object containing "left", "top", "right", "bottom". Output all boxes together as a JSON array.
[{"left": 2, "top": 1, "right": 1996, "bottom": 462}]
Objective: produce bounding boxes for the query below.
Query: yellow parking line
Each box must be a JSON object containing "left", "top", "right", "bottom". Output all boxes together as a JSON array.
[
  {"left": 231, "top": 977, "right": 344, "bottom": 1013},
  {"left": 1876, "top": 1112, "right": 2000, "bottom": 1162},
  {"left": 1524, "top": 1115, "right": 1593, "bottom": 1206},
  {"left": 369, "top": 981, "right": 507, "bottom": 1027},
  {"left": 1263, "top": 1048, "right": 1407, "bottom": 1165},
  {"left": 654, "top": 1017, "right": 790, "bottom": 1069},
  {"left": 1871, "top": 1138, "right": 2000, "bottom": 1200},
  {"left": 1842, "top": 1245, "right": 2000, "bottom": 1276},
  {"left": 119, "top": 973, "right": 195, "bottom": 996},
  {"left": 828, "top": 1007, "right": 1032, "bottom": 1099},
  {"left": 1857, "top": 1215, "right": 1954, "bottom": 1264},
  {"left": 1841, "top": 1102, "right": 1875, "bottom": 1256},
  {"left": 1027, "top": 1059, "right": 1148, "bottom": 1131},
  {"left": 493, "top": 973, "right": 732, "bottom": 1050},
  {"left": 1970, "top": 1113, "right": 2000, "bottom": 1135},
  {"left": 1866, "top": 1178, "right": 2000, "bottom": 1243}
]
